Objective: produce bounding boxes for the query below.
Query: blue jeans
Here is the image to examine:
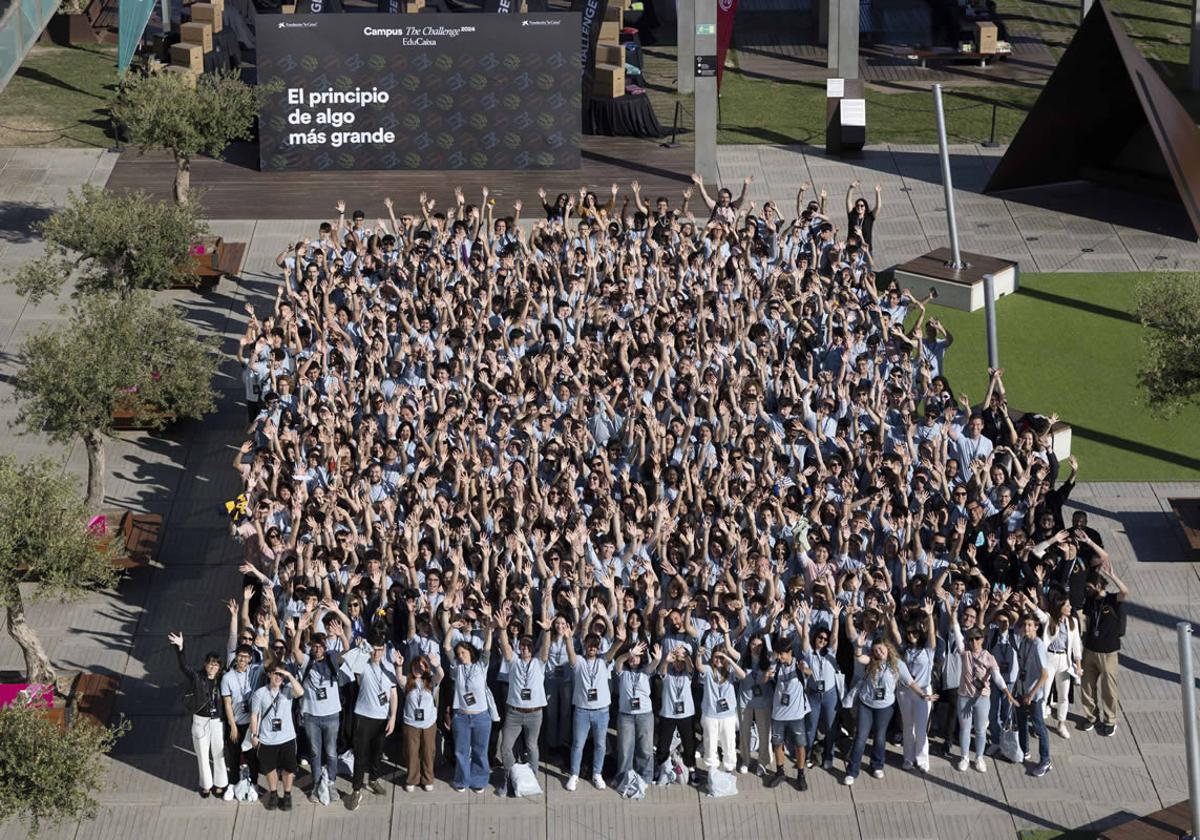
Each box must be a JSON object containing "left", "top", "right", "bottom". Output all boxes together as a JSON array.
[
  {"left": 570, "top": 707, "right": 609, "bottom": 777},
  {"left": 302, "top": 712, "right": 340, "bottom": 784},
  {"left": 957, "top": 694, "right": 990, "bottom": 759},
  {"left": 847, "top": 703, "right": 893, "bottom": 778},
  {"left": 1015, "top": 699, "right": 1050, "bottom": 766},
  {"left": 452, "top": 711, "right": 492, "bottom": 790},
  {"left": 616, "top": 712, "right": 654, "bottom": 781},
  {"left": 805, "top": 688, "right": 839, "bottom": 760},
  {"left": 989, "top": 687, "right": 1013, "bottom": 743}
]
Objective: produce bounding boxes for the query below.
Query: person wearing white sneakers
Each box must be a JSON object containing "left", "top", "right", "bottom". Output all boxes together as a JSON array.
[
  {"left": 737, "top": 635, "right": 773, "bottom": 776},
  {"left": 894, "top": 599, "right": 936, "bottom": 772},
  {"left": 844, "top": 640, "right": 935, "bottom": 786},
  {"left": 401, "top": 652, "right": 443, "bottom": 793},
  {"left": 953, "top": 623, "right": 1016, "bottom": 774},
  {"left": 695, "top": 639, "right": 746, "bottom": 778},
  {"left": 1014, "top": 614, "right": 1053, "bottom": 777},
  {"left": 564, "top": 631, "right": 619, "bottom": 791},
  {"left": 1033, "top": 593, "right": 1082, "bottom": 741}
]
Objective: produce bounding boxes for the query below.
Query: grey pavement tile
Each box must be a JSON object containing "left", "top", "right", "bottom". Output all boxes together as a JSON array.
[
  {"left": 1064, "top": 761, "right": 1160, "bottom": 805},
  {"left": 699, "top": 801, "right": 781, "bottom": 838},
  {"left": 465, "top": 803, "right": 546, "bottom": 838},
  {"left": 390, "top": 801, "right": 469, "bottom": 839},
  {"left": 921, "top": 760, "right": 1008, "bottom": 805},
  {"left": 230, "top": 801, "right": 316, "bottom": 839},
  {"left": 854, "top": 801, "right": 936, "bottom": 840},
  {"left": 777, "top": 804, "right": 859, "bottom": 839},
  {"left": 933, "top": 809, "right": 1017, "bottom": 840},
  {"left": 548, "top": 802, "right": 701, "bottom": 840}
]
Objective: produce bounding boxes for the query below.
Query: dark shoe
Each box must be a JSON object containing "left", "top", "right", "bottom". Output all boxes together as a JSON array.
[
  {"left": 687, "top": 769, "right": 706, "bottom": 788},
  {"left": 348, "top": 789, "right": 363, "bottom": 811},
  {"left": 1100, "top": 722, "right": 1117, "bottom": 737},
  {"left": 753, "top": 762, "right": 767, "bottom": 778},
  {"left": 199, "top": 788, "right": 211, "bottom": 799},
  {"left": 368, "top": 779, "right": 386, "bottom": 796},
  {"left": 765, "top": 769, "right": 785, "bottom": 789},
  {"left": 280, "top": 792, "right": 293, "bottom": 812},
  {"left": 1079, "top": 718, "right": 1096, "bottom": 733},
  {"left": 211, "top": 787, "right": 225, "bottom": 798},
  {"left": 1031, "top": 762, "right": 1052, "bottom": 778},
  {"left": 265, "top": 791, "right": 278, "bottom": 811},
  {"left": 794, "top": 769, "right": 808, "bottom": 792}
]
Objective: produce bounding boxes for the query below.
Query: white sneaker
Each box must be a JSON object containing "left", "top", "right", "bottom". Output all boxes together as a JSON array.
[
  {"left": 592, "top": 774, "right": 606, "bottom": 790},
  {"left": 955, "top": 758, "right": 968, "bottom": 772},
  {"left": 842, "top": 775, "right": 855, "bottom": 786},
  {"left": 422, "top": 785, "right": 433, "bottom": 792},
  {"left": 1057, "top": 721, "right": 1071, "bottom": 739},
  {"left": 565, "top": 775, "right": 578, "bottom": 792},
  {"left": 871, "top": 768, "right": 884, "bottom": 779},
  {"left": 737, "top": 765, "right": 748, "bottom": 774},
  {"left": 973, "top": 758, "right": 987, "bottom": 773},
  {"left": 404, "top": 785, "right": 414, "bottom": 792}
]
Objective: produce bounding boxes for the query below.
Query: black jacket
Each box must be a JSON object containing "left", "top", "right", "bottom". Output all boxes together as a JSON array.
[{"left": 177, "top": 647, "right": 223, "bottom": 718}]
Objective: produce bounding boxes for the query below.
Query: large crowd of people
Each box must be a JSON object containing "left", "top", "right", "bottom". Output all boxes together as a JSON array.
[{"left": 168, "top": 177, "right": 1129, "bottom": 810}]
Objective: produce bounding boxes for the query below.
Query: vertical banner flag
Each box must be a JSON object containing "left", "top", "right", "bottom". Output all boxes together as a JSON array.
[
  {"left": 483, "top": 0, "right": 515, "bottom": 13},
  {"left": 716, "top": 0, "right": 739, "bottom": 90},
  {"left": 118, "top": 0, "right": 158, "bottom": 74},
  {"left": 377, "top": 0, "right": 400, "bottom": 13},
  {"left": 570, "top": 0, "right": 607, "bottom": 112}
]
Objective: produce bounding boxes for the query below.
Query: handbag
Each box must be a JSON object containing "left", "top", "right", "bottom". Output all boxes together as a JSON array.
[{"left": 999, "top": 727, "right": 1023, "bottom": 763}]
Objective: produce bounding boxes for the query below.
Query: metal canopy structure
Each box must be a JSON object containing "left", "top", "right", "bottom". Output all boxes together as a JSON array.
[{"left": 985, "top": 0, "right": 1200, "bottom": 241}]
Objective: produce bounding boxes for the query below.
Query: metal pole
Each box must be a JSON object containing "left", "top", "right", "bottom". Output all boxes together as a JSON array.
[
  {"left": 678, "top": 0, "right": 695, "bottom": 95},
  {"left": 693, "top": 0, "right": 717, "bottom": 182},
  {"left": 1179, "top": 622, "right": 1200, "bottom": 840},
  {"left": 982, "top": 273, "right": 999, "bottom": 370},
  {"left": 1191, "top": 0, "right": 1200, "bottom": 92},
  {"left": 932, "top": 84, "right": 964, "bottom": 269},
  {"left": 836, "top": 0, "right": 859, "bottom": 80}
]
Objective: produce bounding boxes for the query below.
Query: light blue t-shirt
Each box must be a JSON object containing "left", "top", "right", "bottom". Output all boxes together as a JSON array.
[
  {"left": 298, "top": 653, "right": 341, "bottom": 717},
  {"left": 617, "top": 665, "right": 653, "bottom": 715},
  {"left": 355, "top": 660, "right": 399, "bottom": 720},
  {"left": 660, "top": 670, "right": 695, "bottom": 719},
  {"left": 771, "top": 661, "right": 811, "bottom": 721},
  {"left": 403, "top": 683, "right": 438, "bottom": 729},
  {"left": 857, "top": 661, "right": 916, "bottom": 709},
  {"left": 572, "top": 656, "right": 612, "bottom": 710},
  {"left": 252, "top": 685, "right": 297, "bottom": 746},
  {"left": 506, "top": 654, "right": 548, "bottom": 708},
  {"left": 700, "top": 669, "right": 738, "bottom": 719},
  {"left": 451, "top": 661, "right": 490, "bottom": 713}
]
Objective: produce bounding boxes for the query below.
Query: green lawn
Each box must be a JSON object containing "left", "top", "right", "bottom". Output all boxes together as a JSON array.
[
  {"left": 0, "top": 43, "right": 118, "bottom": 148},
  {"left": 717, "top": 72, "right": 1038, "bottom": 146},
  {"left": 922, "top": 272, "right": 1200, "bottom": 482}
]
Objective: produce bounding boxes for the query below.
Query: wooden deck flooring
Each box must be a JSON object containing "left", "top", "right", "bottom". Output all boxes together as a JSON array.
[{"left": 106, "top": 135, "right": 695, "bottom": 220}]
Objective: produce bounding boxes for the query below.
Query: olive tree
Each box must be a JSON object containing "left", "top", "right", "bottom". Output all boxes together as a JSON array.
[
  {"left": 12, "top": 292, "right": 219, "bottom": 512},
  {"left": 0, "top": 457, "right": 118, "bottom": 688},
  {"left": 1136, "top": 272, "right": 1200, "bottom": 415},
  {"left": 0, "top": 692, "right": 125, "bottom": 837},
  {"left": 9, "top": 184, "right": 207, "bottom": 303},
  {"left": 112, "top": 68, "right": 274, "bottom": 204}
]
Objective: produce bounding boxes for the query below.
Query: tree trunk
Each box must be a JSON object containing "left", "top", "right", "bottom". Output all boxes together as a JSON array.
[
  {"left": 6, "top": 594, "right": 56, "bottom": 688},
  {"left": 174, "top": 153, "right": 191, "bottom": 205},
  {"left": 83, "top": 431, "right": 106, "bottom": 513}
]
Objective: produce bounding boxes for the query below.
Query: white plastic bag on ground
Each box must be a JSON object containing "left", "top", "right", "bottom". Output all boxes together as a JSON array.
[
  {"left": 707, "top": 768, "right": 737, "bottom": 798},
  {"left": 509, "top": 762, "right": 542, "bottom": 797},
  {"left": 222, "top": 784, "right": 235, "bottom": 802},
  {"left": 317, "top": 769, "right": 332, "bottom": 806},
  {"left": 999, "top": 728, "right": 1023, "bottom": 763},
  {"left": 338, "top": 749, "right": 355, "bottom": 777},
  {"left": 233, "top": 764, "right": 259, "bottom": 802},
  {"left": 618, "top": 770, "right": 647, "bottom": 800},
  {"left": 655, "top": 752, "right": 688, "bottom": 785}
]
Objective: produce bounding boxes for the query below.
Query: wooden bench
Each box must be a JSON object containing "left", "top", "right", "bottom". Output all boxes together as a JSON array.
[
  {"left": 70, "top": 673, "right": 120, "bottom": 729},
  {"left": 93, "top": 510, "right": 162, "bottom": 571},
  {"left": 1007, "top": 408, "right": 1072, "bottom": 462},
  {"left": 905, "top": 48, "right": 997, "bottom": 68},
  {"left": 1168, "top": 498, "right": 1200, "bottom": 559}
]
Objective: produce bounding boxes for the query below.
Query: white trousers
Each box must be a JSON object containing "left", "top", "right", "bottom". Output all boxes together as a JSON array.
[
  {"left": 897, "top": 689, "right": 931, "bottom": 768},
  {"left": 191, "top": 714, "right": 229, "bottom": 790},
  {"left": 701, "top": 715, "right": 738, "bottom": 772},
  {"left": 1043, "top": 650, "right": 1073, "bottom": 723}
]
